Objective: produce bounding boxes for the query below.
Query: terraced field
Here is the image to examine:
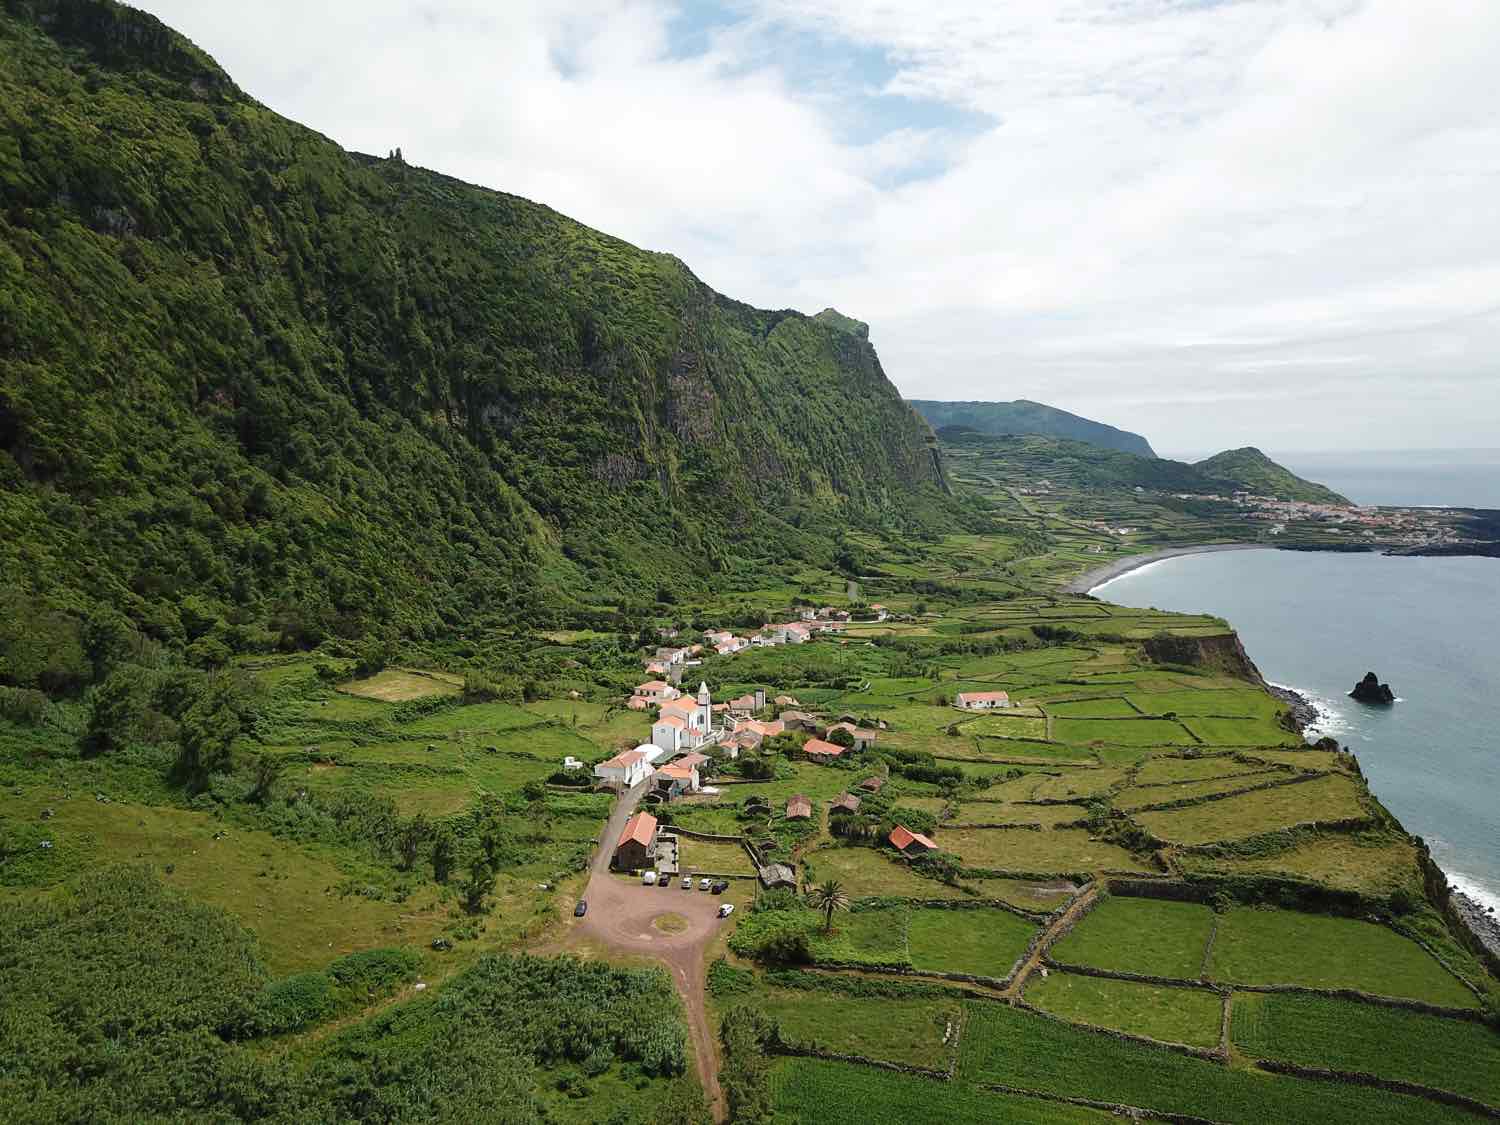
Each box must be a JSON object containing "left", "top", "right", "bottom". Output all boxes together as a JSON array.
[{"left": 1050, "top": 896, "right": 1215, "bottom": 978}]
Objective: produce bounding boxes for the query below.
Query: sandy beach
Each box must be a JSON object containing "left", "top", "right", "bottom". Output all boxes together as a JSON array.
[{"left": 1063, "top": 542, "right": 1268, "bottom": 595}]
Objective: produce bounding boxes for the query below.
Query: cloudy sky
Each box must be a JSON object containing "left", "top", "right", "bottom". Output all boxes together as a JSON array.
[{"left": 139, "top": 0, "right": 1499, "bottom": 455}]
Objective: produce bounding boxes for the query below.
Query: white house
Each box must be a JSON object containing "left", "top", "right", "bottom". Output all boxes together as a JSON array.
[
  {"left": 635, "top": 680, "right": 679, "bottom": 702},
  {"left": 869, "top": 604, "right": 889, "bottom": 622},
  {"left": 651, "top": 682, "right": 715, "bottom": 753},
  {"left": 594, "top": 748, "right": 654, "bottom": 789},
  {"left": 955, "top": 690, "right": 1011, "bottom": 711}
]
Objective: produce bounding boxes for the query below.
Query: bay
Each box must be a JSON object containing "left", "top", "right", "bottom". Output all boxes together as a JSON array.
[{"left": 1096, "top": 548, "right": 1500, "bottom": 913}]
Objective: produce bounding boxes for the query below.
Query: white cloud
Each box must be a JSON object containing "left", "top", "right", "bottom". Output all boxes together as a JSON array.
[{"left": 135, "top": 0, "right": 1500, "bottom": 451}]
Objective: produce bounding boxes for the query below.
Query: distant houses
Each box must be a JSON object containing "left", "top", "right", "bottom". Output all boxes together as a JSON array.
[
  {"left": 802, "top": 737, "right": 846, "bottom": 761},
  {"left": 831, "top": 792, "right": 861, "bottom": 814},
  {"left": 652, "top": 683, "right": 716, "bottom": 754},
  {"left": 827, "top": 721, "right": 878, "bottom": 751},
  {"left": 955, "top": 690, "right": 1011, "bottom": 711}
]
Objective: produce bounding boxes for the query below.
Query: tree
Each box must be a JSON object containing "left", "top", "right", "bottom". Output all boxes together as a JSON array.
[
  {"left": 461, "top": 856, "right": 498, "bottom": 914},
  {"left": 175, "top": 676, "right": 249, "bottom": 793},
  {"left": 395, "top": 814, "right": 431, "bottom": 871},
  {"left": 807, "top": 880, "right": 850, "bottom": 935},
  {"left": 430, "top": 830, "right": 455, "bottom": 884},
  {"left": 247, "top": 753, "right": 284, "bottom": 805},
  {"left": 827, "top": 726, "right": 856, "bottom": 749}
]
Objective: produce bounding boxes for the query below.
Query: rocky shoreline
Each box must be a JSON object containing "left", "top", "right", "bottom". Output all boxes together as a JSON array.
[
  {"left": 1268, "top": 684, "right": 1319, "bottom": 733},
  {"left": 1451, "top": 891, "right": 1500, "bottom": 965}
]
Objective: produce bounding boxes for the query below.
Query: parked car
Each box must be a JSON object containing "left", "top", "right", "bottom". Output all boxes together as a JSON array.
[
  {"left": 574, "top": 900, "right": 587, "bottom": 917},
  {"left": 659, "top": 875, "right": 672, "bottom": 889},
  {"left": 711, "top": 881, "right": 728, "bottom": 895},
  {"left": 642, "top": 871, "right": 656, "bottom": 886},
  {"left": 699, "top": 877, "right": 711, "bottom": 890},
  {"left": 681, "top": 876, "right": 692, "bottom": 889},
  {"left": 717, "top": 903, "right": 735, "bottom": 918}
]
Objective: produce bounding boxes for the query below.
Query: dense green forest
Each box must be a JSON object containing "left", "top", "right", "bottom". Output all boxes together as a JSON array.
[
  {"left": 1193, "top": 447, "right": 1348, "bottom": 505},
  {"left": 912, "top": 399, "right": 1157, "bottom": 457},
  {"left": 0, "top": 0, "right": 958, "bottom": 674}
]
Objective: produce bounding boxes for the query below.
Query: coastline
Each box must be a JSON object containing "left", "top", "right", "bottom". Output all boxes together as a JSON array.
[{"left": 1064, "top": 542, "right": 1268, "bottom": 595}]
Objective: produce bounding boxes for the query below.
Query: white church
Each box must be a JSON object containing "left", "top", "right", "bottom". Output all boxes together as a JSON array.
[{"left": 651, "top": 681, "right": 718, "bottom": 754}]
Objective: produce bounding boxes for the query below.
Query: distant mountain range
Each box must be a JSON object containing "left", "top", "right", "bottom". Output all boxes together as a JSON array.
[{"left": 910, "top": 400, "right": 1157, "bottom": 458}]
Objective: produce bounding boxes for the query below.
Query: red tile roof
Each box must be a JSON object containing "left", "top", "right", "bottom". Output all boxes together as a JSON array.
[
  {"left": 956, "top": 690, "right": 1010, "bottom": 705},
  {"left": 676, "top": 752, "right": 709, "bottom": 768},
  {"left": 618, "top": 811, "right": 657, "bottom": 849},
  {"left": 601, "top": 749, "right": 646, "bottom": 769},
  {"left": 803, "top": 738, "right": 845, "bottom": 758},
  {"left": 657, "top": 715, "right": 687, "bottom": 729},
  {"left": 889, "top": 825, "right": 936, "bottom": 852}
]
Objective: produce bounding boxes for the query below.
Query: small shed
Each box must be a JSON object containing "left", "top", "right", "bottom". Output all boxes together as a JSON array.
[
  {"left": 858, "top": 775, "right": 885, "bottom": 793},
  {"left": 830, "top": 792, "right": 861, "bottom": 814},
  {"left": 613, "top": 811, "right": 659, "bottom": 870},
  {"left": 889, "top": 825, "right": 937, "bottom": 854},
  {"left": 785, "top": 795, "right": 813, "bottom": 820}
]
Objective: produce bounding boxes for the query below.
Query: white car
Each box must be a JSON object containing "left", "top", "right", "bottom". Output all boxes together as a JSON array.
[
  {"left": 717, "top": 903, "right": 735, "bottom": 918},
  {"left": 642, "top": 871, "right": 656, "bottom": 886},
  {"left": 699, "top": 877, "right": 711, "bottom": 890}
]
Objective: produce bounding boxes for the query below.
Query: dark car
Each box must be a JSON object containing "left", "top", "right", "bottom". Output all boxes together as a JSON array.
[
  {"left": 659, "top": 876, "right": 672, "bottom": 889},
  {"left": 711, "top": 881, "right": 728, "bottom": 895},
  {"left": 573, "top": 900, "right": 587, "bottom": 917}
]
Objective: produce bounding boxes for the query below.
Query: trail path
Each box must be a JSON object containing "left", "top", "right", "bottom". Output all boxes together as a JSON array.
[
  {"left": 549, "top": 781, "right": 729, "bottom": 1121},
  {"left": 1002, "top": 883, "right": 1098, "bottom": 998}
]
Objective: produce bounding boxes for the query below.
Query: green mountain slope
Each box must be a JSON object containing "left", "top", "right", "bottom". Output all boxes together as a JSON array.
[
  {"left": 911, "top": 399, "right": 1157, "bottom": 458},
  {"left": 939, "top": 431, "right": 1350, "bottom": 505},
  {"left": 0, "top": 0, "right": 949, "bottom": 656},
  {"left": 1194, "top": 448, "right": 1348, "bottom": 504}
]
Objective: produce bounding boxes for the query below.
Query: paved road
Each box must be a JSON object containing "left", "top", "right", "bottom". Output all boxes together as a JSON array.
[{"left": 567, "top": 782, "right": 729, "bottom": 1122}]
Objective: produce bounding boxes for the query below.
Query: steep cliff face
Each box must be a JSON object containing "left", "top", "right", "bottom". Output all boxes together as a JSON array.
[
  {"left": 0, "top": 1, "right": 948, "bottom": 644},
  {"left": 1142, "top": 633, "right": 1265, "bottom": 684}
]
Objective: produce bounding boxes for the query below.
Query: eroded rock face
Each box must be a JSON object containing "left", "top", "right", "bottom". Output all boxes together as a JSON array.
[{"left": 1350, "top": 672, "right": 1396, "bottom": 704}]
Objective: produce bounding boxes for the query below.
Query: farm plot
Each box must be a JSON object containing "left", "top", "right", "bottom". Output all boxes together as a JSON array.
[
  {"left": 801, "top": 845, "right": 970, "bottom": 900},
  {"left": 337, "top": 668, "right": 461, "bottom": 702},
  {"left": 1175, "top": 832, "right": 1425, "bottom": 900},
  {"left": 956, "top": 1001, "right": 1474, "bottom": 1125},
  {"left": 943, "top": 828, "right": 1152, "bottom": 875},
  {"left": 748, "top": 988, "right": 959, "bottom": 1069},
  {"left": 1026, "top": 972, "right": 1222, "bottom": 1048},
  {"left": 1113, "top": 771, "right": 1287, "bottom": 812},
  {"left": 1231, "top": 993, "right": 1500, "bottom": 1107},
  {"left": 907, "top": 907, "right": 1039, "bottom": 979},
  {"left": 808, "top": 906, "right": 911, "bottom": 966},
  {"left": 959, "top": 714, "right": 1049, "bottom": 740},
  {"left": 1049, "top": 896, "right": 1214, "bottom": 979},
  {"left": 1180, "top": 715, "right": 1301, "bottom": 746},
  {"left": 680, "top": 839, "right": 755, "bottom": 876},
  {"left": 1135, "top": 774, "right": 1369, "bottom": 844},
  {"left": 1210, "top": 908, "right": 1477, "bottom": 1007},
  {"left": 768, "top": 1058, "right": 1110, "bottom": 1124},
  {"left": 1125, "top": 687, "right": 1278, "bottom": 719},
  {"left": 1030, "top": 767, "right": 1128, "bottom": 801},
  {"left": 1133, "top": 755, "right": 1270, "bottom": 784},
  {"left": 971, "top": 738, "right": 1098, "bottom": 764},
  {"left": 1045, "top": 698, "right": 1140, "bottom": 719},
  {"left": 951, "top": 801, "right": 1088, "bottom": 828},
  {"left": 400, "top": 701, "right": 544, "bottom": 735},
  {"left": 1052, "top": 718, "right": 1194, "bottom": 747}
]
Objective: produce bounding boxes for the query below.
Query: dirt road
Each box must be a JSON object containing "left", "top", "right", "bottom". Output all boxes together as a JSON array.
[{"left": 562, "top": 782, "right": 730, "bottom": 1121}]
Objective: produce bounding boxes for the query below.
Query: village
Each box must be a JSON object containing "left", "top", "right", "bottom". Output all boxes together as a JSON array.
[{"left": 581, "top": 608, "right": 1011, "bottom": 895}]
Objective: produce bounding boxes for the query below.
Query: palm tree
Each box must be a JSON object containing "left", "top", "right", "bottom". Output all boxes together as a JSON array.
[{"left": 808, "top": 879, "right": 851, "bottom": 935}]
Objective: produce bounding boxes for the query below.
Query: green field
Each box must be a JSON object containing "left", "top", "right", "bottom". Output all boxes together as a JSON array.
[
  {"left": 1175, "top": 832, "right": 1425, "bottom": 899},
  {"left": 1114, "top": 771, "right": 1284, "bottom": 811},
  {"left": 768, "top": 1057, "right": 1111, "bottom": 1124},
  {"left": 1030, "top": 767, "right": 1128, "bottom": 800},
  {"left": 1180, "top": 715, "right": 1301, "bottom": 746},
  {"left": 1027, "top": 972, "right": 1223, "bottom": 1047},
  {"left": 749, "top": 989, "right": 959, "bottom": 1068},
  {"left": 1210, "top": 909, "right": 1477, "bottom": 1007},
  {"left": 808, "top": 908, "right": 911, "bottom": 966},
  {"left": 1232, "top": 993, "right": 1500, "bottom": 1107},
  {"left": 943, "top": 828, "right": 1151, "bottom": 874},
  {"left": 1053, "top": 717, "right": 1194, "bottom": 747},
  {"left": 1135, "top": 774, "right": 1369, "bottom": 843},
  {"left": 1050, "top": 896, "right": 1214, "bottom": 979},
  {"left": 1133, "top": 754, "right": 1271, "bottom": 784},
  {"left": 957, "top": 1001, "right": 1475, "bottom": 1125},
  {"left": 907, "top": 907, "right": 1039, "bottom": 979},
  {"left": 951, "top": 801, "right": 1087, "bottom": 827},
  {"left": 1046, "top": 698, "right": 1140, "bottom": 719}
]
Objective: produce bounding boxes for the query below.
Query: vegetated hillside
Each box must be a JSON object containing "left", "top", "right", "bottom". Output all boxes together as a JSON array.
[
  {"left": 912, "top": 399, "right": 1157, "bottom": 458},
  {"left": 1194, "top": 448, "right": 1349, "bottom": 505},
  {"left": 938, "top": 431, "right": 1350, "bottom": 505},
  {"left": 0, "top": 0, "right": 953, "bottom": 661}
]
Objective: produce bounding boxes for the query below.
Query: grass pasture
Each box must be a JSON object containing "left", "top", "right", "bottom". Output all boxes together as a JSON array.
[
  {"left": 1231, "top": 992, "right": 1500, "bottom": 1107},
  {"left": 1045, "top": 698, "right": 1140, "bottom": 719},
  {"left": 1050, "top": 896, "right": 1214, "bottom": 979},
  {"left": 944, "top": 828, "right": 1152, "bottom": 875},
  {"left": 1132, "top": 755, "right": 1270, "bottom": 784},
  {"left": 750, "top": 990, "right": 959, "bottom": 1069},
  {"left": 956, "top": 1000, "right": 1472, "bottom": 1125},
  {"left": 1134, "top": 773, "right": 1369, "bottom": 844},
  {"left": 1210, "top": 909, "right": 1477, "bottom": 1007},
  {"left": 1052, "top": 717, "right": 1194, "bottom": 747},
  {"left": 1180, "top": 715, "right": 1300, "bottom": 746},
  {"left": 337, "top": 668, "right": 461, "bottom": 702},
  {"left": 907, "top": 907, "right": 1039, "bottom": 979},
  {"left": 681, "top": 838, "right": 755, "bottom": 876},
  {"left": 768, "top": 1057, "right": 1111, "bottom": 1124},
  {"left": 1114, "top": 770, "right": 1286, "bottom": 811},
  {"left": 809, "top": 907, "right": 910, "bottom": 966},
  {"left": 1026, "top": 972, "right": 1223, "bottom": 1048},
  {"left": 951, "top": 801, "right": 1088, "bottom": 827},
  {"left": 801, "top": 845, "right": 970, "bottom": 900},
  {"left": 1175, "top": 832, "right": 1425, "bottom": 899}
]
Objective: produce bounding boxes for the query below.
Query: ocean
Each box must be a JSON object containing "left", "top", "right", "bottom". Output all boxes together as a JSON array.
[
  {"left": 1273, "top": 448, "right": 1500, "bottom": 509},
  {"left": 1096, "top": 548, "right": 1500, "bottom": 914}
]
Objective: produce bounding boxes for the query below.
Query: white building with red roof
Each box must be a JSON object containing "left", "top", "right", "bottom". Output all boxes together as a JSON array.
[
  {"left": 955, "top": 690, "right": 1011, "bottom": 711},
  {"left": 593, "top": 748, "right": 654, "bottom": 790},
  {"left": 651, "top": 682, "right": 716, "bottom": 753}
]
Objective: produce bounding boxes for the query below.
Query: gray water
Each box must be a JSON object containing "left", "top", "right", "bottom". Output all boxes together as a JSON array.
[
  {"left": 1097, "top": 549, "right": 1500, "bottom": 912},
  {"left": 1272, "top": 448, "right": 1500, "bottom": 509}
]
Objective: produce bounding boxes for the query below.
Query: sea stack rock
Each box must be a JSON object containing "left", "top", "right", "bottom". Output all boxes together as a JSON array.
[{"left": 1350, "top": 672, "right": 1395, "bottom": 704}]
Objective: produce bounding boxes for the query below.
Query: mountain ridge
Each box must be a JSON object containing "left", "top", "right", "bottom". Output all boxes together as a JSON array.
[
  {"left": 0, "top": 0, "right": 952, "bottom": 655},
  {"left": 911, "top": 398, "right": 1157, "bottom": 458}
]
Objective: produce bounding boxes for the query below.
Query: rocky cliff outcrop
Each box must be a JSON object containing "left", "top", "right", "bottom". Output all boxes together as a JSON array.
[{"left": 1350, "top": 672, "right": 1396, "bottom": 704}]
